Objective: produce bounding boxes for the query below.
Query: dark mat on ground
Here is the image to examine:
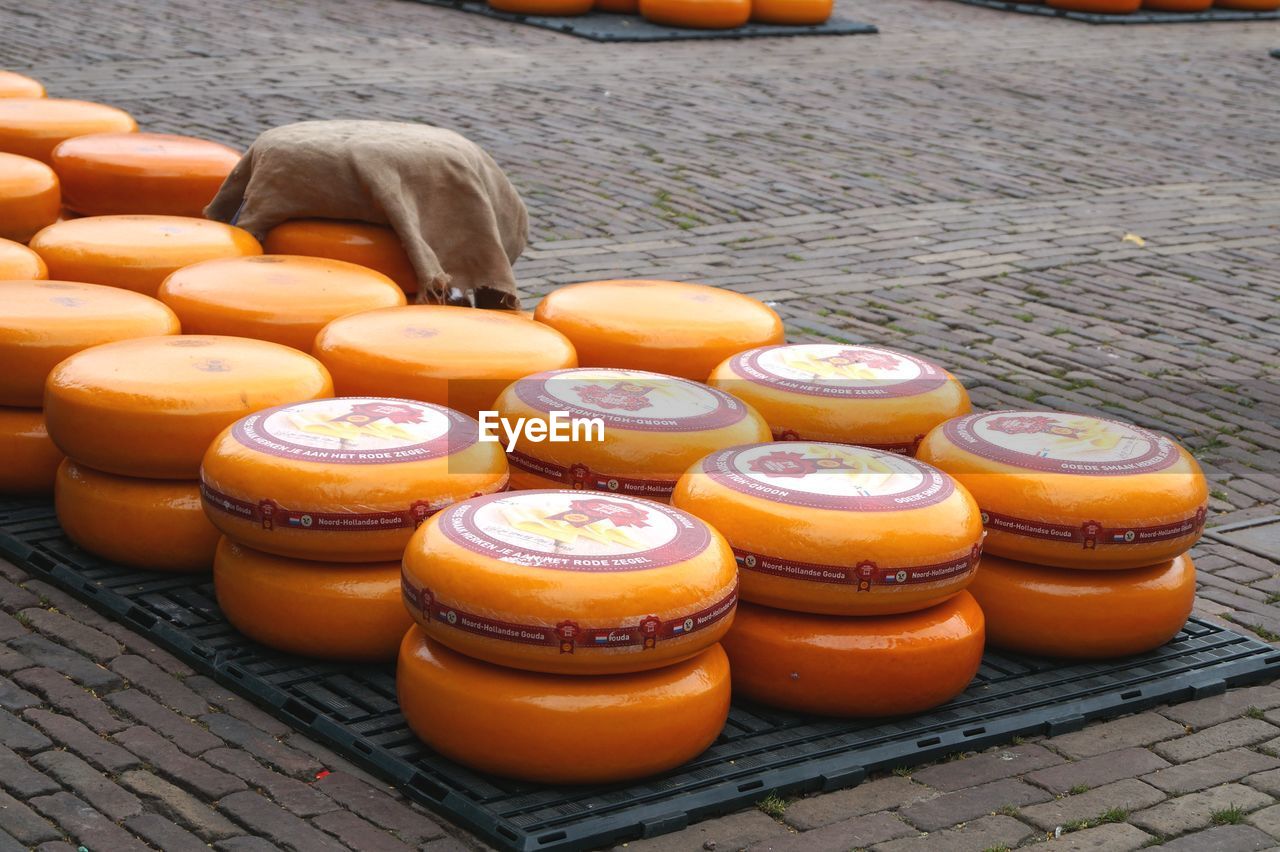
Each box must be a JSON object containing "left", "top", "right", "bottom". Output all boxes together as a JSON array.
[
  {"left": 3, "top": 497, "right": 1279, "bottom": 852},
  {"left": 947, "top": 0, "right": 1279, "bottom": 22}
]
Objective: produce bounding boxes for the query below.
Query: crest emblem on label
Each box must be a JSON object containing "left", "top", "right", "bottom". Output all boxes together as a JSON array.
[
  {"left": 729, "top": 344, "right": 949, "bottom": 399},
  {"left": 514, "top": 368, "right": 747, "bottom": 432}
]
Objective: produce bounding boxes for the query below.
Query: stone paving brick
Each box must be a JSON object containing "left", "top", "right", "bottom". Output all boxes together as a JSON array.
[
  {"left": 1025, "top": 747, "right": 1172, "bottom": 795},
  {"left": 200, "top": 712, "right": 322, "bottom": 777},
  {"left": 108, "top": 655, "right": 209, "bottom": 716},
  {"left": 1046, "top": 713, "right": 1189, "bottom": 759},
  {"left": 106, "top": 689, "right": 223, "bottom": 753},
  {"left": 898, "top": 778, "right": 1052, "bottom": 832},
  {"left": 17, "top": 608, "right": 121, "bottom": 662},
  {"left": 1247, "top": 802, "right": 1280, "bottom": 839},
  {"left": 609, "top": 808, "right": 790, "bottom": 851},
  {"left": 217, "top": 790, "right": 348, "bottom": 852},
  {"left": 117, "top": 770, "right": 239, "bottom": 842},
  {"left": 0, "top": 829, "right": 23, "bottom": 852},
  {"left": 871, "top": 814, "right": 1035, "bottom": 852},
  {"left": 14, "top": 667, "right": 129, "bottom": 735},
  {"left": 24, "top": 709, "right": 138, "bottom": 773},
  {"left": 29, "top": 750, "right": 142, "bottom": 821},
  {"left": 28, "top": 791, "right": 149, "bottom": 852},
  {"left": 1160, "top": 687, "right": 1280, "bottom": 729},
  {"left": 0, "top": 577, "right": 39, "bottom": 613},
  {"left": 1129, "top": 783, "right": 1274, "bottom": 837},
  {"left": 1036, "top": 822, "right": 1153, "bottom": 851},
  {"left": 750, "top": 811, "right": 914, "bottom": 851},
  {"left": 1018, "top": 779, "right": 1166, "bottom": 831},
  {"left": 0, "top": 744, "right": 59, "bottom": 798},
  {"left": 0, "top": 707, "right": 52, "bottom": 753},
  {"left": 202, "top": 747, "right": 336, "bottom": 818},
  {"left": 0, "top": 612, "right": 25, "bottom": 643},
  {"left": 0, "top": 789, "right": 61, "bottom": 845},
  {"left": 782, "top": 776, "right": 929, "bottom": 831},
  {"left": 123, "top": 813, "right": 209, "bottom": 852},
  {"left": 113, "top": 725, "right": 246, "bottom": 799},
  {"left": 911, "top": 744, "right": 1064, "bottom": 792},
  {"left": 0, "top": 645, "right": 32, "bottom": 676},
  {"left": 312, "top": 809, "right": 417, "bottom": 851},
  {"left": 1153, "top": 718, "right": 1280, "bottom": 763},
  {"left": 1243, "top": 766, "right": 1280, "bottom": 798},
  {"left": 185, "top": 675, "right": 292, "bottom": 737},
  {"left": 1157, "top": 824, "right": 1275, "bottom": 851},
  {"left": 5, "top": 636, "right": 120, "bottom": 691},
  {"left": 314, "top": 770, "right": 445, "bottom": 843},
  {"left": 215, "top": 838, "right": 287, "bottom": 852},
  {"left": 1143, "top": 747, "right": 1280, "bottom": 795}
]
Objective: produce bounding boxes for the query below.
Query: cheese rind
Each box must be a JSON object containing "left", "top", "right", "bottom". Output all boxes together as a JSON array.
[
  {"left": 638, "top": 0, "right": 752, "bottom": 27},
  {"left": 750, "top": 0, "right": 831, "bottom": 23},
  {"left": 0, "top": 99, "right": 136, "bottom": 164},
  {"left": 263, "top": 219, "right": 418, "bottom": 295},
  {"left": 0, "top": 238, "right": 47, "bottom": 279},
  {"left": 0, "top": 153, "right": 60, "bottom": 242},
  {"left": 0, "top": 72, "right": 45, "bottom": 99},
  {"left": 0, "top": 407, "right": 63, "bottom": 495}
]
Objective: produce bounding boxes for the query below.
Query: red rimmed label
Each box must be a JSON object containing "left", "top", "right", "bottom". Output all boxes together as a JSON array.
[
  {"left": 981, "top": 507, "right": 1207, "bottom": 548},
  {"left": 200, "top": 482, "right": 458, "bottom": 531},
  {"left": 729, "top": 344, "right": 950, "bottom": 400},
  {"left": 734, "top": 545, "right": 980, "bottom": 588},
  {"left": 507, "top": 451, "right": 677, "bottom": 500}
]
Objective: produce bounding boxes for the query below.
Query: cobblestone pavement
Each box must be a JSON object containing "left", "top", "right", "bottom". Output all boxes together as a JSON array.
[{"left": 2, "top": 0, "right": 1280, "bottom": 849}]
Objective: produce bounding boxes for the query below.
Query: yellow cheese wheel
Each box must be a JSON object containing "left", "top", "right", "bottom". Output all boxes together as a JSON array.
[
  {"left": 0, "top": 99, "right": 136, "bottom": 164},
  {"left": 0, "top": 238, "right": 47, "bottom": 279},
  {"left": 534, "top": 280, "right": 785, "bottom": 380},
  {"left": 917, "top": 411, "right": 1208, "bottom": 570},
  {"left": 50, "top": 132, "right": 240, "bottom": 218},
  {"left": 29, "top": 215, "right": 262, "bottom": 297},
  {"left": 673, "top": 442, "right": 983, "bottom": 615},
  {"left": 313, "top": 305, "right": 578, "bottom": 419},
  {"left": 402, "top": 489, "right": 738, "bottom": 675},
  {"left": 158, "top": 255, "right": 406, "bottom": 351},
  {"left": 709, "top": 344, "right": 970, "bottom": 453},
  {"left": 0, "top": 280, "right": 180, "bottom": 407},
  {"left": 398, "top": 628, "right": 730, "bottom": 783},
  {"left": 495, "top": 368, "right": 772, "bottom": 502},
  {"left": 639, "top": 0, "right": 752, "bottom": 27},
  {"left": 0, "top": 153, "right": 60, "bottom": 242},
  {"left": 214, "top": 538, "right": 410, "bottom": 661},
  {"left": 0, "top": 407, "right": 63, "bottom": 495},
  {"left": 55, "top": 460, "right": 218, "bottom": 571},
  {"left": 0, "top": 72, "right": 45, "bottom": 99},
  {"left": 723, "top": 593, "right": 985, "bottom": 717},
  {"left": 751, "top": 0, "right": 832, "bottom": 23},
  {"left": 45, "top": 335, "right": 333, "bottom": 479},
  {"left": 202, "top": 397, "right": 509, "bottom": 562},
  {"left": 263, "top": 220, "right": 418, "bottom": 296},
  {"left": 969, "top": 553, "right": 1194, "bottom": 659}
]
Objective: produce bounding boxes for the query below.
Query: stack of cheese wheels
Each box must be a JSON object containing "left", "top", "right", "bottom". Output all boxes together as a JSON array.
[
  {"left": 28, "top": 215, "right": 262, "bottom": 297},
  {"left": 0, "top": 280, "right": 180, "bottom": 495},
  {"left": 493, "top": 367, "right": 772, "bottom": 502},
  {"left": 918, "top": 410, "right": 1207, "bottom": 658},
  {"left": 158, "top": 255, "right": 406, "bottom": 351},
  {"left": 0, "top": 153, "right": 60, "bottom": 242},
  {"left": 204, "top": 396, "right": 509, "bottom": 661},
  {"left": 44, "top": 335, "right": 332, "bottom": 571},
  {"left": 313, "top": 305, "right": 578, "bottom": 419},
  {"left": 400, "top": 489, "right": 737, "bottom": 782},
  {"left": 0, "top": 99, "right": 137, "bottom": 164},
  {"left": 534, "top": 279, "right": 785, "bottom": 381},
  {"left": 709, "top": 343, "right": 970, "bottom": 453},
  {"left": 673, "top": 441, "right": 986, "bottom": 716},
  {"left": 263, "top": 219, "right": 418, "bottom": 297}
]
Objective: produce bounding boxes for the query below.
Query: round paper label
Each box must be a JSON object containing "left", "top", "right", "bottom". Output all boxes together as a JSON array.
[
  {"left": 514, "top": 368, "right": 748, "bottom": 432},
  {"left": 730, "top": 344, "right": 949, "bottom": 399}
]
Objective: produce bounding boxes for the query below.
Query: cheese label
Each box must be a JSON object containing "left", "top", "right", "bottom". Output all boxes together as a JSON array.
[
  {"left": 232, "top": 397, "right": 476, "bottom": 465},
  {"left": 440, "top": 490, "right": 711, "bottom": 571},
  {"left": 515, "top": 368, "right": 748, "bottom": 432},
  {"left": 730, "top": 344, "right": 949, "bottom": 399},
  {"left": 943, "top": 411, "right": 1180, "bottom": 475},
  {"left": 701, "top": 442, "right": 954, "bottom": 511}
]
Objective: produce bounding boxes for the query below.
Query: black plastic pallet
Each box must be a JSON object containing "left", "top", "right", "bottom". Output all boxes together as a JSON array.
[
  {"left": 4, "top": 497, "right": 1280, "bottom": 852},
  {"left": 946, "top": 0, "right": 1279, "bottom": 22},
  {"left": 403, "top": 0, "right": 878, "bottom": 41}
]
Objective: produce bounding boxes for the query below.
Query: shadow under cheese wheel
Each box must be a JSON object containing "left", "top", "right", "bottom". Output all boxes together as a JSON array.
[
  {"left": 0, "top": 238, "right": 47, "bottom": 280},
  {"left": 673, "top": 442, "right": 983, "bottom": 616},
  {"left": 402, "top": 490, "right": 739, "bottom": 675},
  {"left": 969, "top": 552, "right": 1195, "bottom": 659},
  {"left": 263, "top": 219, "right": 419, "bottom": 296},
  {"left": 723, "top": 593, "right": 985, "bottom": 717},
  {"left": 490, "top": 0, "right": 594, "bottom": 13},
  {"left": 397, "top": 627, "right": 731, "bottom": 783},
  {"left": 1046, "top": 0, "right": 1140, "bottom": 10},
  {"left": 0, "top": 408, "right": 63, "bottom": 496},
  {"left": 495, "top": 368, "right": 772, "bottom": 502},
  {"left": 0, "top": 99, "right": 136, "bottom": 164},
  {"left": 201, "top": 397, "right": 508, "bottom": 562},
  {"left": 214, "top": 538, "right": 411, "bottom": 661},
  {"left": 709, "top": 344, "right": 970, "bottom": 453},
  {"left": 0, "top": 153, "right": 60, "bottom": 243},
  {"left": 917, "top": 410, "right": 1207, "bottom": 570},
  {"left": 55, "top": 460, "right": 219, "bottom": 571}
]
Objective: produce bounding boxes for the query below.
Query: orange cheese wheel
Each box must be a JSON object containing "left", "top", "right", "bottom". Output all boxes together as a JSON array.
[
  {"left": 214, "top": 538, "right": 410, "bottom": 661},
  {"left": 398, "top": 628, "right": 729, "bottom": 783},
  {"left": 969, "top": 553, "right": 1194, "bottom": 659},
  {"left": 1141, "top": 0, "right": 1211, "bottom": 9},
  {"left": 1214, "top": 0, "right": 1279, "bottom": 8},
  {"left": 723, "top": 594, "right": 985, "bottom": 716},
  {"left": 158, "top": 255, "right": 406, "bottom": 351},
  {"left": 0, "top": 238, "right": 47, "bottom": 279},
  {"left": 917, "top": 411, "right": 1208, "bottom": 570},
  {"left": 0, "top": 280, "right": 180, "bottom": 407},
  {"left": 402, "top": 489, "right": 738, "bottom": 675},
  {"left": 639, "top": 0, "right": 752, "bottom": 26},
  {"left": 0, "top": 407, "right": 63, "bottom": 495},
  {"left": 0, "top": 72, "right": 45, "bottom": 99},
  {"left": 50, "top": 132, "right": 240, "bottom": 218},
  {"left": 55, "top": 460, "right": 218, "bottom": 571},
  {"left": 263, "top": 220, "right": 418, "bottom": 296},
  {"left": 45, "top": 335, "right": 333, "bottom": 479},
  {"left": 29, "top": 215, "right": 262, "bottom": 297},
  {"left": 709, "top": 344, "right": 970, "bottom": 453},
  {"left": 596, "top": 0, "right": 640, "bottom": 11},
  {"left": 751, "top": 0, "right": 832, "bottom": 23},
  {"left": 496, "top": 368, "right": 772, "bottom": 502},
  {"left": 0, "top": 99, "right": 136, "bottom": 164},
  {"left": 202, "top": 397, "right": 509, "bottom": 562},
  {"left": 673, "top": 442, "right": 983, "bottom": 615},
  {"left": 534, "top": 280, "right": 784, "bottom": 381},
  {"left": 0, "top": 153, "right": 60, "bottom": 242},
  {"left": 313, "top": 305, "right": 578, "bottom": 420}
]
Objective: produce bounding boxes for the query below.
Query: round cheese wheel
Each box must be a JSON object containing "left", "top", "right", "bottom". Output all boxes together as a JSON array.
[
  {"left": 0, "top": 153, "right": 60, "bottom": 242},
  {"left": 45, "top": 335, "right": 333, "bottom": 479},
  {"left": 596, "top": 0, "right": 639, "bottom": 11},
  {"left": 917, "top": 411, "right": 1208, "bottom": 570},
  {"left": 50, "top": 132, "right": 240, "bottom": 218},
  {"left": 29, "top": 215, "right": 262, "bottom": 297},
  {"left": 158, "top": 255, "right": 406, "bottom": 351},
  {"left": 0, "top": 407, "right": 63, "bottom": 495},
  {"left": 0, "top": 99, "right": 136, "bottom": 164},
  {"left": 495, "top": 368, "right": 772, "bottom": 502},
  {"left": 971, "top": 553, "right": 1194, "bottom": 658},
  {"left": 639, "top": 0, "right": 752, "bottom": 27},
  {"left": 750, "top": 0, "right": 831, "bottom": 23},
  {"left": 673, "top": 442, "right": 983, "bottom": 615},
  {"left": 202, "top": 397, "right": 509, "bottom": 562},
  {"left": 263, "top": 220, "right": 418, "bottom": 296},
  {"left": 490, "top": 0, "right": 593, "bottom": 13},
  {"left": 313, "top": 305, "right": 578, "bottom": 419},
  {"left": 214, "top": 538, "right": 411, "bottom": 661},
  {"left": 0, "top": 238, "right": 47, "bottom": 279},
  {"left": 398, "top": 628, "right": 729, "bottom": 783},
  {"left": 534, "top": 280, "right": 784, "bottom": 381},
  {"left": 0, "top": 72, "right": 45, "bottom": 99},
  {"left": 0, "top": 280, "right": 180, "bottom": 407},
  {"left": 709, "top": 344, "right": 970, "bottom": 453},
  {"left": 1214, "top": 0, "right": 1278, "bottom": 8},
  {"left": 1141, "top": 0, "right": 1210, "bottom": 9},
  {"left": 723, "top": 593, "right": 985, "bottom": 716},
  {"left": 402, "top": 489, "right": 738, "bottom": 675},
  {"left": 55, "top": 460, "right": 218, "bottom": 571}
]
